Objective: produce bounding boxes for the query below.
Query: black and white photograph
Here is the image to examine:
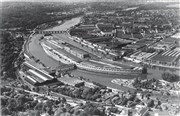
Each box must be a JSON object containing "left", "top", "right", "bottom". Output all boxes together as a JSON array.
[{"left": 0, "top": 0, "right": 180, "bottom": 116}]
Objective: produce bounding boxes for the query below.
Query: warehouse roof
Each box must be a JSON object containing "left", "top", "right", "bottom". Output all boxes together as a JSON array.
[{"left": 150, "top": 50, "right": 180, "bottom": 63}]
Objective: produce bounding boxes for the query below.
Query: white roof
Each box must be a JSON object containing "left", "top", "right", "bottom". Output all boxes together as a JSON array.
[{"left": 29, "top": 69, "right": 48, "bottom": 81}]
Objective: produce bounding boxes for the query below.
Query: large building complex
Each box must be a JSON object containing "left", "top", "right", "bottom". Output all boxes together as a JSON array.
[{"left": 20, "top": 62, "right": 58, "bottom": 89}]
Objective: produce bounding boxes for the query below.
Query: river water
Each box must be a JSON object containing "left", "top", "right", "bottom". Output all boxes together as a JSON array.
[
  {"left": 166, "top": 4, "right": 180, "bottom": 8},
  {"left": 29, "top": 16, "right": 180, "bottom": 91},
  {"left": 45, "top": 17, "right": 81, "bottom": 31}
]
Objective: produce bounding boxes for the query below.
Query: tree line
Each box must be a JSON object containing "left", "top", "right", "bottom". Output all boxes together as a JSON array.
[
  {"left": 2, "top": 2, "right": 84, "bottom": 29},
  {"left": 1, "top": 32, "right": 25, "bottom": 81},
  {"left": 1, "top": 86, "right": 106, "bottom": 116}
]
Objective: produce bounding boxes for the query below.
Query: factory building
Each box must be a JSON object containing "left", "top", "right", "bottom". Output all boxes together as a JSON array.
[
  {"left": 149, "top": 48, "right": 180, "bottom": 66},
  {"left": 20, "top": 62, "right": 58, "bottom": 89},
  {"left": 46, "top": 39, "right": 90, "bottom": 59}
]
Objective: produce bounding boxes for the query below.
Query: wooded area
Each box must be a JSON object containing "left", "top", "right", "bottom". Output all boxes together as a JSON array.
[{"left": 1, "top": 2, "right": 84, "bottom": 29}]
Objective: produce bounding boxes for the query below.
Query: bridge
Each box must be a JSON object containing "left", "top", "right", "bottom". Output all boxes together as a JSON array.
[{"left": 36, "top": 30, "right": 67, "bottom": 34}]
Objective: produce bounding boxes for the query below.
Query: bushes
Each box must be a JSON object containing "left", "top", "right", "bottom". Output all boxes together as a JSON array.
[
  {"left": 1, "top": 32, "right": 25, "bottom": 80},
  {"left": 142, "top": 67, "right": 148, "bottom": 74},
  {"left": 132, "top": 78, "right": 159, "bottom": 90},
  {"left": 147, "top": 99, "right": 155, "bottom": 108},
  {"left": 53, "top": 85, "right": 104, "bottom": 102},
  {"left": 162, "top": 72, "right": 180, "bottom": 82},
  {"left": 92, "top": 81, "right": 107, "bottom": 89}
]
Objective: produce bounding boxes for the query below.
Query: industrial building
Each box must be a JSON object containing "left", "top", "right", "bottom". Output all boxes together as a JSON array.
[
  {"left": 130, "top": 51, "right": 157, "bottom": 62},
  {"left": 96, "top": 23, "right": 115, "bottom": 36},
  {"left": 20, "top": 62, "right": 58, "bottom": 89},
  {"left": 151, "top": 43, "right": 175, "bottom": 51},
  {"left": 44, "top": 40, "right": 82, "bottom": 63},
  {"left": 25, "top": 69, "right": 57, "bottom": 84},
  {"left": 46, "top": 39, "right": 90, "bottom": 59},
  {"left": 149, "top": 49, "right": 180, "bottom": 66}
]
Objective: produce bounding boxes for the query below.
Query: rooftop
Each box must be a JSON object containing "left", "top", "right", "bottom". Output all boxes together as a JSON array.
[
  {"left": 43, "top": 41, "right": 82, "bottom": 63},
  {"left": 64, "top": 43, "right": 89, "bottom": 55},
  {"left": 136, "top": 39, "right": 155, "bottom": 46},
  {"left": 139, "top": 107, "right": 149, "bottom": 116},
  {"left": 125, "top": 44, "right": 146, "bottom": 50},
  {"left": 162, "top": 38, "right": 176, "bottom": 44},
  {"left": 150, "top": 50, "right": 180, "bottom": 63},
  {"left": 97, "top": 23, "right": 114, "bottom": 32}
]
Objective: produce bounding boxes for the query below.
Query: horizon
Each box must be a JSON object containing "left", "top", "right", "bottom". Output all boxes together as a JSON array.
[
  {"left": 1, "top": 0, "right": 124, "bottom": 2},
  {"left": 1, "top": 0, "right": 179, "bottom": 2}
]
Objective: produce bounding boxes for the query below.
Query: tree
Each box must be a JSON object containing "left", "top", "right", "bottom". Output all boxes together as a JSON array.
[
  {"left": 128, "top": 94, "right": 136, "bottom": 101},
  {"left": 121, "top": 98, "right": 128, "bottom": 106},
  {"left": 40, "top": 36, "right": 44, "bottom": 40},
  {"left": 81, "top": 88, "right": 90, "bottom": 98},
  {"left": 17, "top": 95, "right": 29, "bottom": 107},
  {"left": 72, "top": 89, "right": 81, "bottom": 98},
  {"left": 1, "top": 97, "right": 8, "bottom": 106},
  {"left": 7, "top": 98, "right": 17, "bottom": 111},
  {"left": 34, "top": 102, "right": 44, "bottom": 113},
  {"left": 2, "top": 107, "right": 10, "bottom": 115},
  {"left": 162, "top": 72, "right": 180, "bottom": 82},
  {"left": 73, "top": 110, "right": 81, "bottom": 116},
  {"left": 54, "top": 107, "right": 67, "bottom": 116},
  {"left": 142, "top": 67, "right": 147, "bottom": 74},
  {"left": 61, "top": 97, "right": 66, "bottom": 104},
  {"left": 85, "top": 93, "right": 92, "bottom": 100},
  {"left": 79, "top": 111, "right": 90, "bottom": 116},
  {"left": 82, "top": 103, "right": 105, "bottom": 116},
  {"left": 90, "top": 94, "right": 99, "bottom": 101},
  {"left": 134, "top": 98, "right": 141, "bottom": 103},
  {"left": 27, "top": 110, "right": 41, "bottom": 116},
  {"left": 147, "top": 99, "right": 154, "bottom": 108}
]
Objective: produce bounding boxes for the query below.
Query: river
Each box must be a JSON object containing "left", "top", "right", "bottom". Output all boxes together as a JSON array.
[
  {"left": 166, "top": 4, "right": 180, "bottom": 8},
  {"left": 123, "top": 7, "right": 139, "bottom": 11},
  {"left": 28, "top": 16, "right": 179, "bottom": 91},
  {"left": 45, "top": 17, "right": 81, "bottom": 31}
]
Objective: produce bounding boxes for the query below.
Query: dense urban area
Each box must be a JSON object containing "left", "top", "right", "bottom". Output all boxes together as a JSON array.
[{"left": 1, "top": 1, "right": 180, "bottom": 116}]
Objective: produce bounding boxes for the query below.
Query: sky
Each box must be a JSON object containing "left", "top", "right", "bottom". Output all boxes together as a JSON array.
[
  {"left": 1, "top": 0, "right": 119, "bottom": 2},
  {"left": 1, "top": 0, "right": 179, "bottom": 2}
]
